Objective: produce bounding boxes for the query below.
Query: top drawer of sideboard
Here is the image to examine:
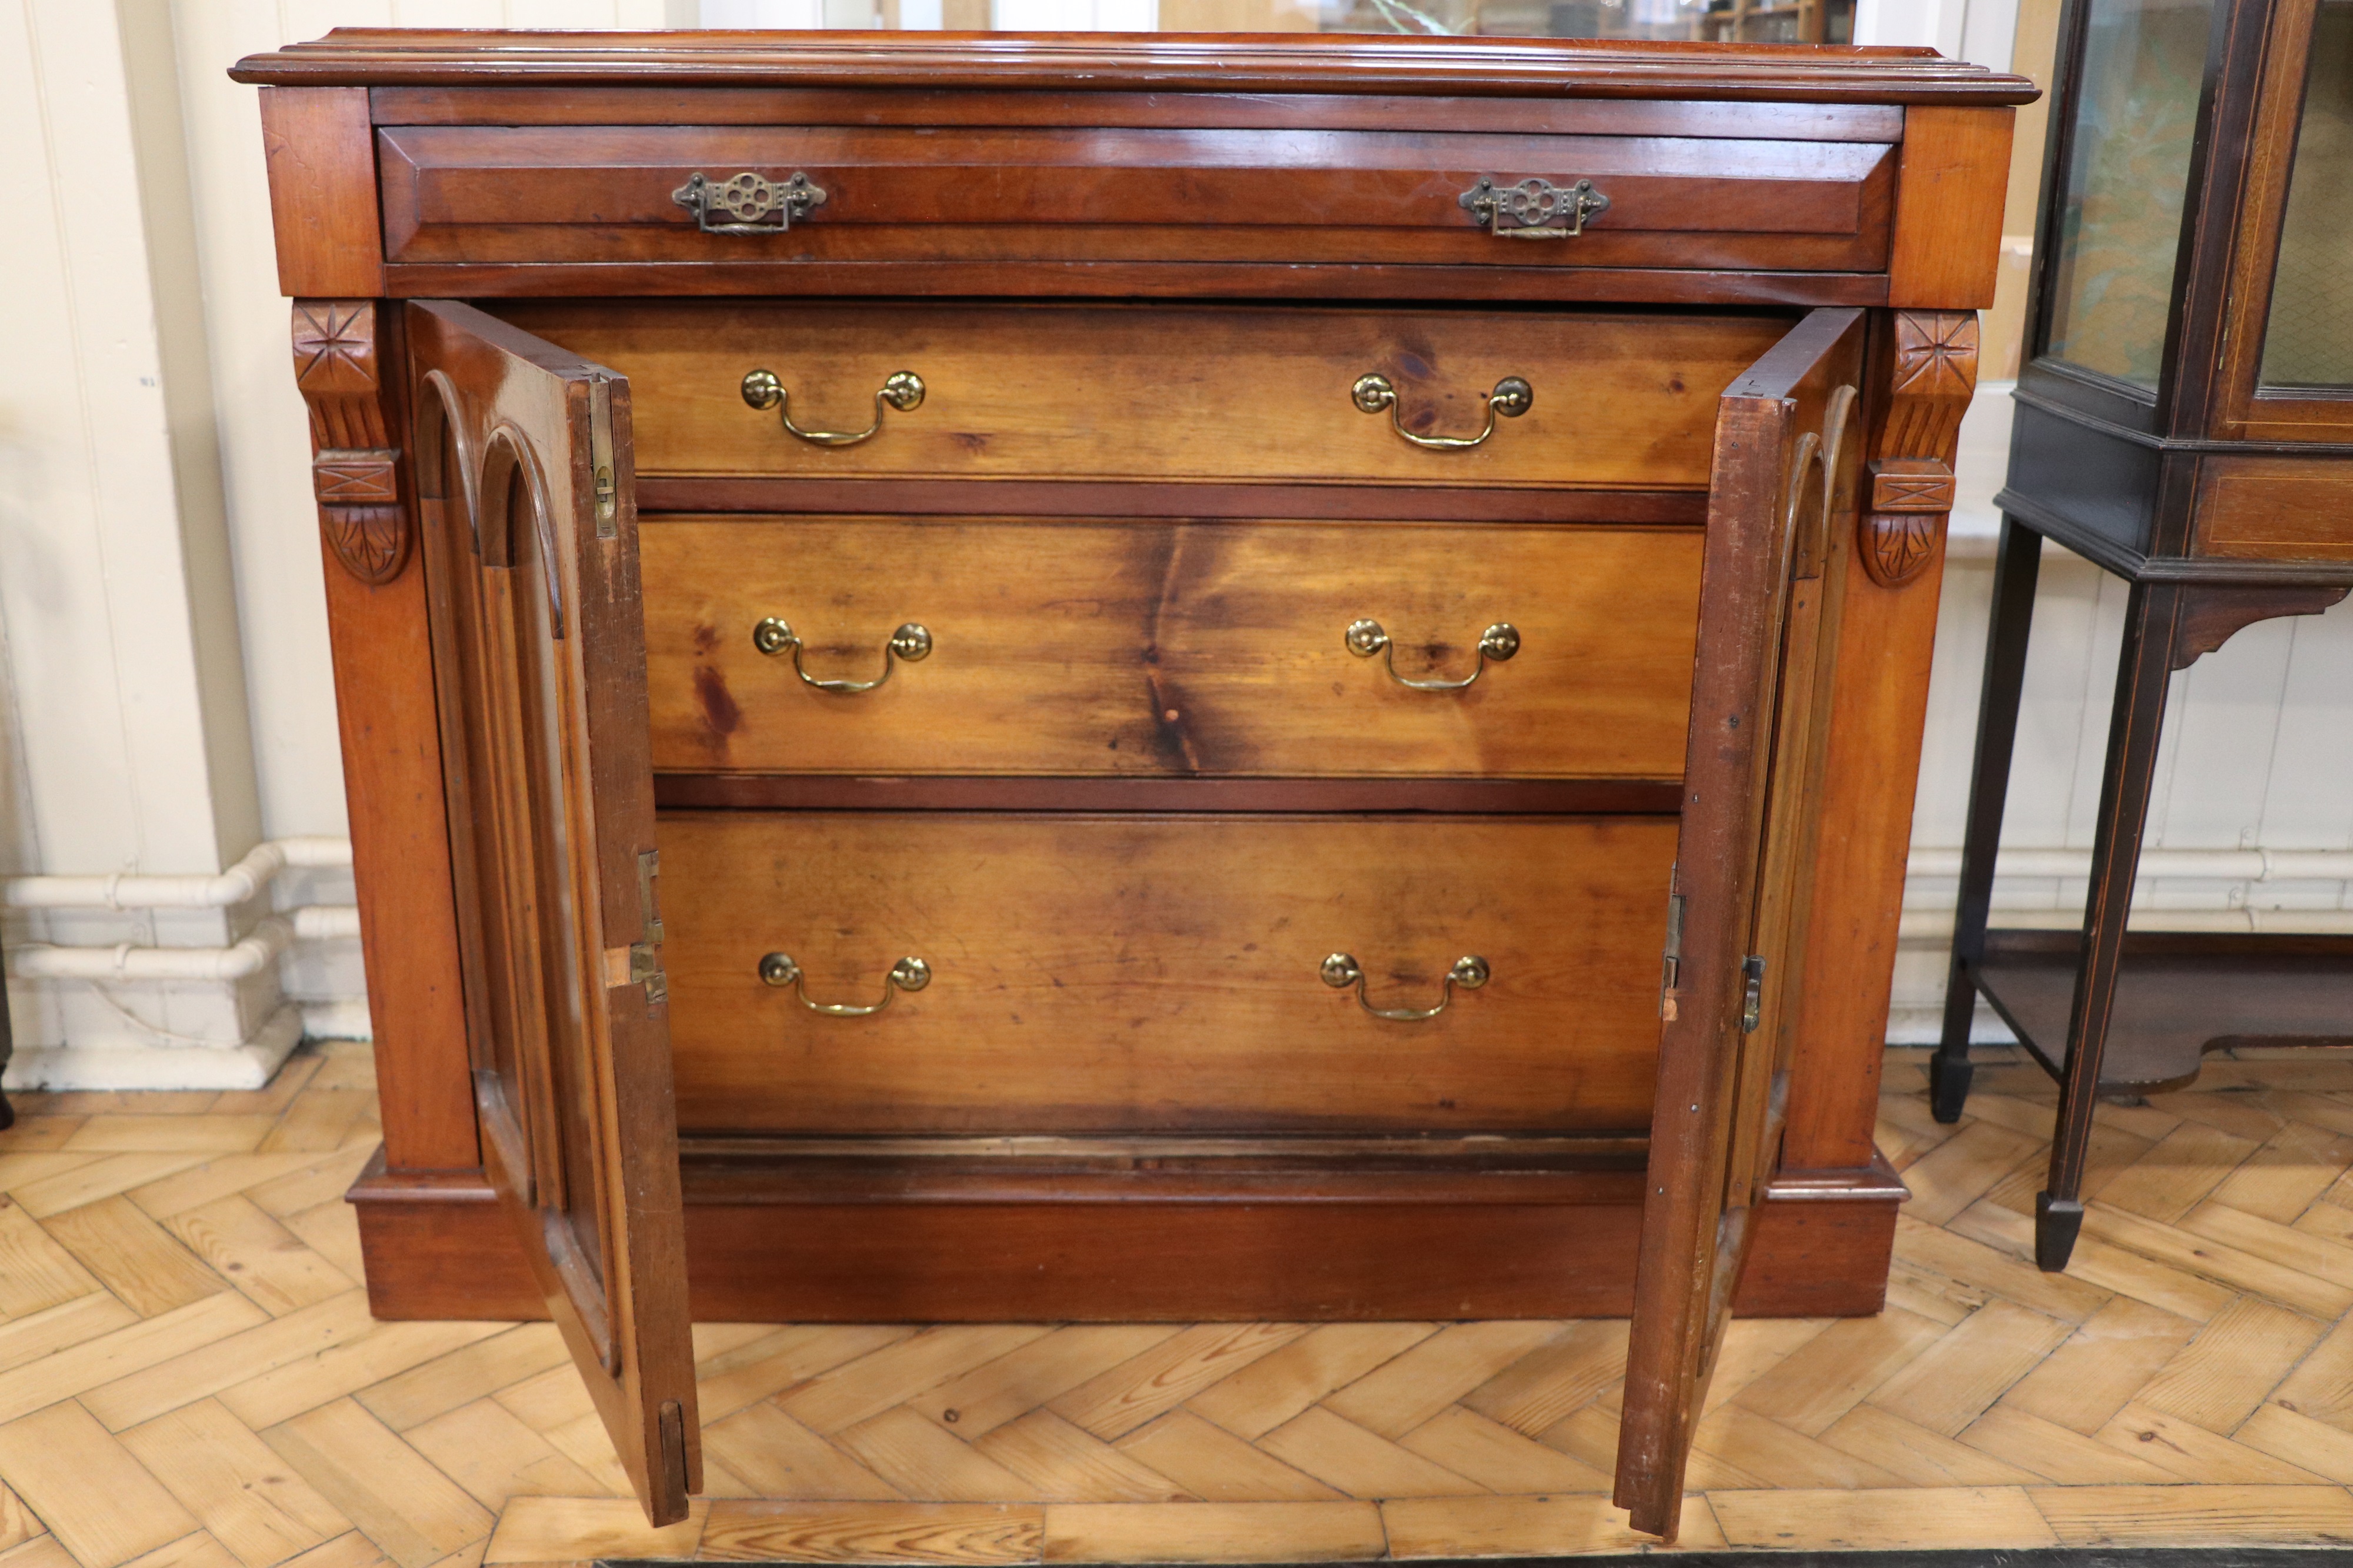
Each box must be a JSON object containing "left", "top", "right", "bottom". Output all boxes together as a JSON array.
[{"left": 375, "top": 123, "right": 1896, "bottom": 275}]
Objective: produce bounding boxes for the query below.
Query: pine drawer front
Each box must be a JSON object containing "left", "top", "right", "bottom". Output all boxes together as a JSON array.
[
  {"left": 379, "top": 124, "right": 1894, "bottom": 273},
  {"left": 658, "top": 810, "right": 1674, "bottom": 1136},
  {"left": 642, "top": 516, "right": 1699, "bottom": 779},
  {"left": 495, "top": 301, "right": 1791, "bottom": 491}
]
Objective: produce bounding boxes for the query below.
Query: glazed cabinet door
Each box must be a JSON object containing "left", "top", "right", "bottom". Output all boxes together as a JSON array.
[
  {"left": 406, "top": 300, "right": 700, "bottom": 1524},
  {"left": 1614, "top": 306, "right": 1865, "bottom": 1540}
]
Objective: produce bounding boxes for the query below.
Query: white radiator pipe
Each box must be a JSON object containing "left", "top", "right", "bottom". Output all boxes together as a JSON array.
[
  {"left": 1907, "top": 847, "right": 2353, "bottom": 882},
  {"left": 3, "top": 837, "right": 352, "bottom": 910},
  {"left": 1898, "top": 907, "right": 2353, "bottom": 942},
  {"left": 8, "top": 905, "right": 361, "bottom": 982}
]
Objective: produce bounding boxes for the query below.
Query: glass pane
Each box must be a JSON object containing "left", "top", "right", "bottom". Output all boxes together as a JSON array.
[
  {"left": 2043, "top": 0, "right": 2215, "bottom": 387},
  {"left": 2259, "top": 0, "right": 2353, "bottom": 390},
  {"left": 792, "top": 0, "right": 1852, "bottom": 43}
]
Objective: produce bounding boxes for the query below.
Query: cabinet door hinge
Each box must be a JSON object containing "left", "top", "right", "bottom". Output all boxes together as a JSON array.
[
  {"left": 1659, "top": 867, "right": 1685, "bottom": 1022},
  {"left": 590, "top": 377, "right": 618, "bottom": 538},
  {"left": 1741, "top": 955, "right": 1766, "bottom": 1033}
]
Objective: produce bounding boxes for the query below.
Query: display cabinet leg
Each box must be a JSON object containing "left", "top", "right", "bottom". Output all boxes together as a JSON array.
[
  {"left": 1934, "top": 516, "right": 2043, "bottom": 1122},
  {"left": 2035, "top": 1191, "right": 2084, "bottom": 1270},
  {"left": 2040, "top": 581, "right": 2182, "bottom": 1271}
]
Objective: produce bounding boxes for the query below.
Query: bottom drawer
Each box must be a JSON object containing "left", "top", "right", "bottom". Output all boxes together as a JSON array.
[{"left": 661, "top": 811, "right": 1675, "bottom": 1136}]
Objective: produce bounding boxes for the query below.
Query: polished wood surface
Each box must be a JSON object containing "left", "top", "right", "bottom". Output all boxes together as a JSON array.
[
  {"left": 642, "top": 517, "right": 1700, "bottom": 779},
  {"left": 257, "top": 90, "right": 382, "bottom": 299},
  {"left": 1785, "top": 309, "right": 1978, "bottom": 1170},
  {"left": 378, "top": 124, "right": 1892, "bottom": 275},
  {"left": 406, "top": 299, "right": 701, "bottom": 1524},
  {"left": 498, "top": 303, "right": 1790, "bottom": 491},
  {"left": 1885, "top": 106, "right": 2016, "bottom": 309},
  {"left": 21, "top": 1047, "right": 2353, "bottom": 1562},
  {"left": 290, "top": 301, "right": 476, "bottom": 1175},
  {"left": 1619, "top": 308, "right": 1868, "bottom": 1541},
  {"left": 233, "top": 31, "right": 2042, "bottom": 106},
  {"left": 372, "top": 85, "right": 1911, "bottom": 138},
  {"left": 2196, "top": 456, "right": 2353, "bottom": 559},
  {"left": 649, "top": 775, "right": 1684, "bottom": 814},
  {"left": 658, "top": 811, "right": 1675, "bottom": 1136}
]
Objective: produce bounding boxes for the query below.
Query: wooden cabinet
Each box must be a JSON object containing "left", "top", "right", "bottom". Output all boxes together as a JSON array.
[{"left": 234, "top": 29, "right": 2029, "bottom": 1535}]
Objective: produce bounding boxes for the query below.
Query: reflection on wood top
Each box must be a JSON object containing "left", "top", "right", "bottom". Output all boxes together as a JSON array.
[{"left": 231, "top": 30, "right": 2040, "bottom": 105}]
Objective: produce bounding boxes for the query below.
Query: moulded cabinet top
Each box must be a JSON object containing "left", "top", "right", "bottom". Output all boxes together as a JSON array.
[{"left": 229, "top": 29, "right": 2039, "bottom": 105}]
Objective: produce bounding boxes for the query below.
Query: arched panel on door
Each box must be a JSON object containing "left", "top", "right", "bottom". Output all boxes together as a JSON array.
[{"left": 404, "top": 298, "right": 698, "bottom": 1528}]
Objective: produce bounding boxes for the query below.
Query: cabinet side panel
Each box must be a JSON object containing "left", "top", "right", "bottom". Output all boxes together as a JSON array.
[
  {"left": 1782, "top": 309, "right": 1975, "bottom": 1169},
  {"left": 296, "top": 302, "right": 478, "bottom": 1171},
  {"left": 259, "top": 88, "right": 384, "bottom": 299},
  {"left": 1888, "top": 106, "right": 2014, "bottom": 309}
]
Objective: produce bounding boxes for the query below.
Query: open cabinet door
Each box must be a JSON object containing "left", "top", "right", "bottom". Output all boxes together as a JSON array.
[
  {"left": 406, "top": 300, "right": 701, "bottom": 1525},
  {"left": 1615, "top": 307, "right": 1865, "bottom": 1541}
]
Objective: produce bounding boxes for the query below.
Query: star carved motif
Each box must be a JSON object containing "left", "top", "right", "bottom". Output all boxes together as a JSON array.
[
  {"left": 292, "top": 301, "right": 378, "bottom": 394},
  {"left": 1891, "top": 311, "right": 1979, "bottom": 398}
]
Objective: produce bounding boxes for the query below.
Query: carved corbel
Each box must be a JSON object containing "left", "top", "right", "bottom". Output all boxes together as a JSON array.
[
  {"left": 1861, "top": 311, "right": 1978, "bottom": 589},
  {"left": 293, "top": 301, "right": 409, "bottom": 586}
]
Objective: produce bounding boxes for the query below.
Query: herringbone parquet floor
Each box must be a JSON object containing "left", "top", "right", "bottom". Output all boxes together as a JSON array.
[{"left": 3, "top": 1042, "right": 2353, "bottom": 1566}]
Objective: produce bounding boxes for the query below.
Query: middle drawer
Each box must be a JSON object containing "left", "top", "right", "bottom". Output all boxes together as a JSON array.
[{"left": 644, "top": 516, "right": 1701, "bottom": 778}]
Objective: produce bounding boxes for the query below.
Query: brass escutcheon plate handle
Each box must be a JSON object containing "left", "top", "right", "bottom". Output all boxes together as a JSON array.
[
  {"left": 752, "top": 617, "right": 932, "bottom": 693},
  {"left": 742, "top": 368, "right": 925, "bottom": 447},
  {"left": 1353, "top": 373, "right": 1531, "bottom": 450},
  {"left": 1347, "top": 618, "right": 1519, "bottom": 690},
  {"left": 672, "top": 170, "right": 828, "bottom": 234},
  {"left": 759, "top": 952, "right": 931, "bottom": 1016},
  {"left": 1458, "top": 175, "right": 1610, "bottom": 238},
  {"left": 1322, "top": 952, "right": 1491, "bottom": 1021}
]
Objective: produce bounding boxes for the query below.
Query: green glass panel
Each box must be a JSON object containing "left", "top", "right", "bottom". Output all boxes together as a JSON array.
[
  {"left": 2044, "top": 0, "right": 2215, "bottom": 387},
  {"left": 2259, "top": 0, "right": 2353, "bottom": 390}
]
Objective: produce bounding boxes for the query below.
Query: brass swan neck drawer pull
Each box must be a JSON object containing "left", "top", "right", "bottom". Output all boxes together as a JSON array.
[
  {"left": 1346, "top": 618, "right": 1519, "bottom": 691},
  {"left": 1459, "top": 176, "right": 1610, "bottom": 238},
  {"left": 1352, "top": 373, "right": 1531, "bottom": 450},
  {"left": 673, "top": 171, "right": 827, "bottom": 235},
  {"left": 759, "top": 952, "right": 931, "bottom": 1016},
  {"left": 742, "top": 368, "right": 925, "bottom": 447},
  {"left": 753, "top": 617, "right": 932, "bottom": 693},
  {"left": 1322, "top": 953, "right": 1489, "bottom": 1021}
]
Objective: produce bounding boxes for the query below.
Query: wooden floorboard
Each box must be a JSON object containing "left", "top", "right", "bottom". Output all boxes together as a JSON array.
[{"left": 5, "top": 1041, "right": 2353, "bottom": 1562}]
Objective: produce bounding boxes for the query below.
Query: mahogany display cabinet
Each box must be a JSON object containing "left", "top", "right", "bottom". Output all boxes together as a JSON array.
[
  {"left": 232, "top": 30, "right": 2031, "bottom": 1530},
  {"left": 1932, "top": 0, "right": 2353, "bottom": 1270}
]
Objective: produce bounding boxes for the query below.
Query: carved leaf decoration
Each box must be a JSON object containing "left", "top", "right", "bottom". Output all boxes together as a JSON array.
[
  {"left": 322, "top": 505, "right": 411, "bottom": 586},
  {"left": 1861, "top": 513, "right": 1939, "bottom": 588}
]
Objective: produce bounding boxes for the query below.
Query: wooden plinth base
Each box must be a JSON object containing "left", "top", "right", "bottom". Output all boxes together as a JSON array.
[{"left": 350, "top": 1150, "right": 1903, "bottom": 1322}]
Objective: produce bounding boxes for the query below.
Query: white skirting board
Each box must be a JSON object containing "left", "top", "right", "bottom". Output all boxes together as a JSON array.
[{"left": 2, "top": 1003, "right": 303, "bottom": 1091}]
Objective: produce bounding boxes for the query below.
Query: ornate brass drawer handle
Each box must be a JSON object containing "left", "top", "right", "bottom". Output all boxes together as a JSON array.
[
  {"left": 1352, "top": 373, "right": 1531, "bottom": 451},
  {"left": 759, "top": 952, "right": 931, "bottom": 1016},
  {"left": 742, "top": 368, "right": 925, "bottom": 448},
  {"left": 1458, "top": 176, "right": 1609, "bottom": 239},
  {"left": 672, "top": 171, "right": 827, "bottom": 235},
  {"left": 1321, "top": 953, "right": 1489, "bottom": 1021},
  {"left": 1346, "top": 618, "right": 1519, "bottom": 691},
  {"left": 752, "top": 617, "right": 931, "bottom": 693}
]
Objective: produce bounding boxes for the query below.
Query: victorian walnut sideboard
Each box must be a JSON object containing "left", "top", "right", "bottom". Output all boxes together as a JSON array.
[{"left": 233, "top": 31, "right": 2031, "bottom": 1531}]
